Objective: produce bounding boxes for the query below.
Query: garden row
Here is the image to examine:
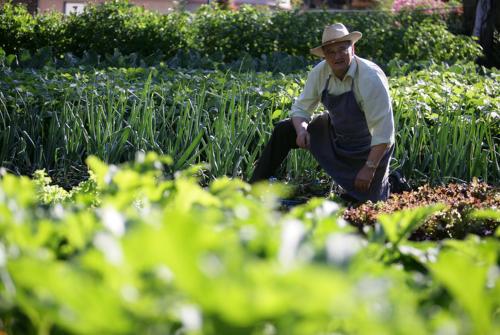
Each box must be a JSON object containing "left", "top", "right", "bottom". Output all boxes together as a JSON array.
[
  {"left": 0, "top": 1, "right": 480, "bottom": 71},
  {"left": 0, "top": 153, "right": 498, "bottom": 334},
  {"left": 1, "top": 62, "right": 498, "bottom": 188}
]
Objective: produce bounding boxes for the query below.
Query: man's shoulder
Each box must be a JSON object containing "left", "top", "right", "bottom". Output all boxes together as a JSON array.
[
  {"left": 303, "top": 60, "right": 330, "bottom": 88},
  {"left": 310, "top": 60, "right": 330, "bottom": 76},
  {"left": 355, "top": 56, "right": 388, "bottom": 86},
  {"left": 356, "top": 56, "right": 385, "bottom": 75}
]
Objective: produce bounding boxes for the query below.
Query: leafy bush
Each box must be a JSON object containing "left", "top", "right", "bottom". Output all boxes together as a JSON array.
[
  {"left": 63, "top": 0, "right": 189, "bottom": 58},
  {"left": 0, "top": 0, "right": 189, "bottom": 58},
  {"left": 0, "top": 1, "right": 480, "bottom": 67},
  {"left": 0, "top": 3, "right": 36, "bottom": 54},
  {"left": 32, "top": 11, "right": 66, "bottom": 53},
  {"left": 182, "top": 7, "right": 478, "bottom": 65},
  {"left": 269, "top": 10, "right": 401, "bottom": 65},
  {"left": 190, "top": 5, "right": 276, "bottom": 60},
  {"left": 397, "top": 19, "right": 482, "bottom": 65}
]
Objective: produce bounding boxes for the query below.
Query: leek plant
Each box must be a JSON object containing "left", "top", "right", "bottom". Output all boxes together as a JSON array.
[
  {"left": 0, "top": 63, "right": 497, "bottom": 187},
  {"left": 391, "top": 64, "right": 499, "bottom": 185}
]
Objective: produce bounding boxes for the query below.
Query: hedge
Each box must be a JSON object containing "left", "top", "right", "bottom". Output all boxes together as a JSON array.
[{"left": 0, "top": 1, "right": 482, "bottom": 68}]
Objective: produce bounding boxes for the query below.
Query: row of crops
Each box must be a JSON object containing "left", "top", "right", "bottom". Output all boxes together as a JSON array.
[
  {"left": 0, "top": 1, "right": 499, "bottom": 334},
  {"left": 1, "top": 61, "right": 498, "bottom": 187}
]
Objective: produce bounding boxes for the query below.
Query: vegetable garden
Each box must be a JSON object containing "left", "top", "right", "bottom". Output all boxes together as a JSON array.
[{"left": 0, "top": 1, "right": 499, "bottom": 334}]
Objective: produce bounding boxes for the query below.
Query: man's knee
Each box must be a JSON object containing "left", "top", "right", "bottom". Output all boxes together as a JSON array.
[{"left": 273, "top": 119, "right": 296, "bottom": 137}]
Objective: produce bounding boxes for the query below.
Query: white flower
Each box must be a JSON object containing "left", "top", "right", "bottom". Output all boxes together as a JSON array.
[
  {"left": 100, "top": 206, "right": 125, "bottom": 237},
  {"left": 314, "top": 201, "right": 340, "bottom": 219},
  {"left": 0, "top": 243, "right": 6, "bottom": 267},
  {"left": 179, "top": 305, "right": 202, "bottom": 331},
  {"left": 278, "top": 219, "right": 305, "bottom": 268},
  {"left": 94, "top": 233, "right": 123, "bottom": 265},
  {"left": 326, "top": 233, "right": 366, "bottom": 265}
]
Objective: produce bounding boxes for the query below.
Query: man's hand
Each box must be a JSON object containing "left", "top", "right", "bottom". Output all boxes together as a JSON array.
[
  {"left": 292, "top": 117, "right": 310, "bottom": 149},
  {"left": 354, "top": 143, "right": 389, "bottom": 193},
  {"left": 296, "top": 129, "right": 310, "bottom": 149},
  {"left": 354, "top": 165, "right": 376, "bottom": 193}
]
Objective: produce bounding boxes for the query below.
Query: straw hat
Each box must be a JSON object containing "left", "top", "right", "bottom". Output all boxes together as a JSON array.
[{"left": 310, "top": 23, "right": 362, "bottom": 57}]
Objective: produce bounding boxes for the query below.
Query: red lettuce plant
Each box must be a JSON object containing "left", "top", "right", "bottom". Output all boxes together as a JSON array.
[{"left": 344, "top": 180, "right": 499, "bottom": 240}]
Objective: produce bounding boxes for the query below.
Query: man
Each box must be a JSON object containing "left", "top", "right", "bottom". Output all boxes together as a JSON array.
[{"left": 250, "top": 23, "right": 395, "bottom": 202}]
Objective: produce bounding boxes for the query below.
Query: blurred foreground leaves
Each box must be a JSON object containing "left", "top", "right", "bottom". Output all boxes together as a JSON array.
[{"left": 0, "top": 153, "right": 498, "bottom": 334}]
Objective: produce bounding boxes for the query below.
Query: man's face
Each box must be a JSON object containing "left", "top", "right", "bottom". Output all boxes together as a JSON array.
[{"left": 322, "top": 41, "right": 354, "bottom": 78}]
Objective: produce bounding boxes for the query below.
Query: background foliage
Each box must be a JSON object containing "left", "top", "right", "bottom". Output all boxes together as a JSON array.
[{"left": 0, "top": 1, "right": 482, "bottom": 70}]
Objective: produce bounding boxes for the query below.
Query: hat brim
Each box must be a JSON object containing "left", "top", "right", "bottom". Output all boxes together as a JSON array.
[{"left": 310, "top": 32, "right": 362, "bottom": 57}]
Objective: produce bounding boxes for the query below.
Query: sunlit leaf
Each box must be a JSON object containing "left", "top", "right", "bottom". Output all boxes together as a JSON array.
[
  {"left": 428, "top": 247, "right": 494, "bottom": 334},
  {"left": 377, "top": 204, "right": 445, "bottom": 245}
]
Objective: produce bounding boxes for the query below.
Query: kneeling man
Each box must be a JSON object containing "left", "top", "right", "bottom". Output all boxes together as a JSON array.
[{"left": 251, "top": 23, "right": 395, "bottom": 202}]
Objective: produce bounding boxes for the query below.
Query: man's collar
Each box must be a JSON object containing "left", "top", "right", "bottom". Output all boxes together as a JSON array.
[{"left": 345, "top": 56, "right": 357, "bottom": 80}]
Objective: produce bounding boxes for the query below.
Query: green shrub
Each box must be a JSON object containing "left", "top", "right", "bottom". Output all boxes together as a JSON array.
[
  {"left": 63, "top": 0, "right": 189, "bottom": 57},
  {"left": 190, "top": 5, "right": 275, "bottom": 61},
  {"left": 270, "top": 11, "right": 401, "bottom": 64},
  {"left": 397, "top": 19, "right": 482, "bottom": 64},
  {"left": 32, "top": 11, "right": 66, "bottom": 53},
  {"left": 0, "top": 3, "right": 35, "bottom": 54},
  {"left": 189, "top": 7, "right": 478, "bottom": 65}
]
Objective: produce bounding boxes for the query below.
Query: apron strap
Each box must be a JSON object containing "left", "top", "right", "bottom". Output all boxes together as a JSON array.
[
  {"left": 323, "top": 75, "right": 331, "bottom": 93},
  {"left": 350, "top": 58, "right": 358, "bottom": 91}
]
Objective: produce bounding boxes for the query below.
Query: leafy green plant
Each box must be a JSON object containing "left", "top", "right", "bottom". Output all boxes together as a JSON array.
[
  {"left": 63, "top": 0, "right": 189, "bottom": 58},
  {"left": 190, "top": 5, "right": 275, "bottom": 61},
  {"left": 378, "top": 204, "right": 445, "bottom": 246},
  {"left": 428, "top": 237, "right": 498, "bottom": 334},
  {"left": 344, "top": 181, "right": 500, "bottom": 240},
  {"left": 397, "top": 19, "right": 482, "bottom": 65},
  {"left": 0, "top": 2, "right": 36, "bottom": 54},
  {"left": 390, "top": 62, "right": 499, "bottom": 184}
]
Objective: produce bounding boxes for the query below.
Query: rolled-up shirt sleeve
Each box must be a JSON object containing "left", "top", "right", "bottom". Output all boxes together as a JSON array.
[
  {"left": 289, "top": 67, "right": 322, "bottom": 121},
  {"left": 362, "top": 71, "right": 395, "bottom": 146}
]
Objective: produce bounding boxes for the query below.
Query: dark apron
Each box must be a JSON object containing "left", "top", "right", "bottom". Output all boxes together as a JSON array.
[{"left": 307, "top": 74, "right": 393, "bottom": 202}]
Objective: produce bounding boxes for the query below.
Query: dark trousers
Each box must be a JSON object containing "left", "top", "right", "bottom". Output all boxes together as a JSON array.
[{"left": 250, "top": 119, "right": 298, "bottom": 183}]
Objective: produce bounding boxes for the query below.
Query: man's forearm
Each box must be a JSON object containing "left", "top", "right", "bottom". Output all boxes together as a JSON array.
[
  {"left": 291, "top": 116, "right": 309, "bottom": 134},
  {"left": 366, "top": 143, "right": 390, "bottom": 167}
]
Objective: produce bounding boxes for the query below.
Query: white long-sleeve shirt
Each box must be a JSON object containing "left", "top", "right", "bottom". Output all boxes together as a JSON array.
[{"left": 290, "top": 56, "right": 395, "bottom": 146}]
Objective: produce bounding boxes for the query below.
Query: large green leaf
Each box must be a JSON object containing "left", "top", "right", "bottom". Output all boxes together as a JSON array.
[
  {"left": 377, "top": 204, "right": 445, "bottom": 246},
  {"left": 8, "top": 257, "right": 133, "bottom": 334},
  {"left": 427, "top": 241, "right": 497, "bottom": 334}
]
